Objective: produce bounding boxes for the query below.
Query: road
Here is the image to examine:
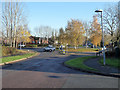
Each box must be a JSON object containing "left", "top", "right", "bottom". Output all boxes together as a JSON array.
[{"left": 2, "top": 48, "right": 119, "bottom": 88}]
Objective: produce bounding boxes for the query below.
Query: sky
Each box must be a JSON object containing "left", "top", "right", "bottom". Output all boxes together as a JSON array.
[{"left": 24, "top": 2, "right": 117, "bottom": 35}]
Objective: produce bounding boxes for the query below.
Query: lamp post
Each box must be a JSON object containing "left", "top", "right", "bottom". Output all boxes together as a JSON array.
[{"left": 95, "top": 9, "right": 106, "bottom": 65}]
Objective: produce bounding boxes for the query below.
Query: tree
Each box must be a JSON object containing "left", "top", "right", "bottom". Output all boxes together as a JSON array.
[
  {"left": 66, "top": 19, "right": 85, "bottom": 48},
  {"left": 58, "top": 28, "right": 64, "bottom": 45},
  {"left": 2, "top": 2, "right": 26, "bottom": 47},
  {"left": 102, "top": 4, "right": 118, "bottom": 47},
  {"left": 34, "top": 26, "right": 54, "bottom": 38},
  {"left": 17, "top": 25, "right": 31, "bottom": 45},
  {"left": 104, "top": 34, "right": 112, "bottom": 45},
  {"left": 83, "top": 21, "right": 90, "bottom": 48},
  {"left": 90, "top": 15, "right": 102, "bottom": 47},
  {"left": 114, "top": 2, "right": 120, "bottom": 47}
]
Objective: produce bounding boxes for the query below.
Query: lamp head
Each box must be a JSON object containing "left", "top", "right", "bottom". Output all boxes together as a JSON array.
[{"left": 95, "top": 9, "right": 103, "bottom": 12}]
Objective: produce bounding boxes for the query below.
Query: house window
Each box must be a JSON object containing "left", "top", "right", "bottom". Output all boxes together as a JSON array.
[
  {"left": 38, "top": 40, "right": 39, "bottom": 44},
  {"left": 32, "top": 41, "right": 35, "bottom": 43}
]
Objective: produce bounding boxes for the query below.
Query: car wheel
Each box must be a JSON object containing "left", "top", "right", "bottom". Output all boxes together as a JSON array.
[{"left": 50, "top": 49, "right": 52, "bottom": 52}]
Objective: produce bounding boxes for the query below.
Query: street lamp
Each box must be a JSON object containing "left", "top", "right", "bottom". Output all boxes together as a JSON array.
[{"left": 95, "top": 9, "right": 106, "bottom": 65}]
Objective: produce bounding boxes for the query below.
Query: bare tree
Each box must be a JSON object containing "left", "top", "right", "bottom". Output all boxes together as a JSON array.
[
  {"left": 2, "top": 2, "right": 26, "bottom": 47},
  {"left": 102, "top": 4, "right": 118, "bottom": 47},
  {"left": 83, "top": 21, "right": 90, "bottom": 48},
  {"left": 2, "top": 3, "right": 11, "bottom": 45},
  {"left": 34, "top": 26, "right": 55, "bottom": 38}
]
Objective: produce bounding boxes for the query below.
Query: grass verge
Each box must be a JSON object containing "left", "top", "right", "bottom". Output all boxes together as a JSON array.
[
  {"left": 65, "top": 56, "right": 98, "bottom": 71},
  {"left": 99, "top": 58, "right": 120, "bottom": 69},
  {"left": 2, "top": 52, "right": 36, "bottom": 63},
  {"left": 65, "top": 48, "right": 100, "bottom": 52}
]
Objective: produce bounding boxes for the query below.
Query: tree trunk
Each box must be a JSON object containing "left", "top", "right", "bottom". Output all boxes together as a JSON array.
[{"left": 10, "top": 2, "right": 13, "bottom": 47}]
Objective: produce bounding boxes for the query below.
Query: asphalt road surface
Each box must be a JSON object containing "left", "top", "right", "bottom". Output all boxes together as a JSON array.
[{"left": 2, "top": 48, "right": 119, "bottom": 88}]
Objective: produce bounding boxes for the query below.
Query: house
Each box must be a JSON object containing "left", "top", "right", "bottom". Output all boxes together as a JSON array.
[{"left": 29, "top": 36, "right": 48, "bottom": 44}]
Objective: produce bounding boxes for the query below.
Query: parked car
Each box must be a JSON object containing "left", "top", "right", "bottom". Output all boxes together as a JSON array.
[
  {"left": 18, "top": 44, "right": 25, "bottom": 47},
  {"left": 102, "top": 46, "right": 106, "bottom": 50},
  {"left": 44, "top": 46, "right": 55, "bottom": 52}
]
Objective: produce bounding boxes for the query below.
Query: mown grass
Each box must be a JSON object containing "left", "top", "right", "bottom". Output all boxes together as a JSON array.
[
  {"left": 65, "top": 56, "right": 98, "bottom": 71},
  {"left": 1, "top": 52, "right": 36, "bottom": 63},
  {"left": 65, "top": 48, "right": 100, "bottom": 52},
  {"left": 99, "top": 58, "right": 120, "bottom": 69}
]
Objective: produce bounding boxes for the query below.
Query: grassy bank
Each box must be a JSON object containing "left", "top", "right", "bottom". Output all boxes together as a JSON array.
[
  {"left": 2, "top": 52, "right": 36, "bottom": 63},
  {"left": 65, "top": 56, "right": 98, "bottom": 71},
  {"left": 99, "top": 58, "right": 120, "bottom": 69},
  {"left": 65, "top": 48, "right": 100, "bottom": 52}
]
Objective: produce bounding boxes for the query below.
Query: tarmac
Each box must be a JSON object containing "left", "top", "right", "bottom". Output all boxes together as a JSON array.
[{"left": 2, "top": 48, "right": 119, "bottom": 88}]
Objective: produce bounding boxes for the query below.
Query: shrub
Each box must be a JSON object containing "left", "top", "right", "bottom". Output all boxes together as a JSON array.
[
  {"left": 29, "top": 44, "right": 37, "bottom": 47},
  {"left": 105, "top": 47, "right": 120, "bottom": 58},
  {"left": 37, "top": 44, "right": 48, "bottom": 47},
  {"left": 2, "top": 46, "right": 18, "bottom": 56},
  {"left": 115, "top": 47, "right": 120, "bottom": 58},
  {"left": 3, "top": 44, "right": 11, "bottom": 46},
  {"left": 37, "top": 44, "right": 43, "bottom": 47},
  {"left": 105, "top": 50, "right": 115, "bottom": 57},
  {"left": 26, "top": 44, "right": 38, "bottom": 47},
  {"left": 78, "top": 45, "right": 83, "bottom": 47}
]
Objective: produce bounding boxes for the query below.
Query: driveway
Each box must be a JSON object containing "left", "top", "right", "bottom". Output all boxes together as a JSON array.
[{"left": 2, "top": 48, "right": 119, "bottom": 88}]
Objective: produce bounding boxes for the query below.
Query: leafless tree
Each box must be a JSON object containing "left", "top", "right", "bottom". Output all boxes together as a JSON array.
[
  {"left": 102, "top": 4, "right": 118, "bottom": 46},
  {"left": 34, "top": 26, "right": 55, "bottom": 38},
  {"left": 82, "top": 21, "right": 90, "bottom": 48},
  {"left": 2, "top": 2, "right": 26, "bottom": 47}
]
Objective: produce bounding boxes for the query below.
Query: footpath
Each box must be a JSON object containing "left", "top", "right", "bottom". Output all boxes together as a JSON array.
[{"left": 84, "top": 58, "right": 120, "bottom": 78}]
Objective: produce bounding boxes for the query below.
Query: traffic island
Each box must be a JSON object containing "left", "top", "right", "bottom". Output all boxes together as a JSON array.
[{"left": 64, "top": 56, "right": 120, "bottom": 78}]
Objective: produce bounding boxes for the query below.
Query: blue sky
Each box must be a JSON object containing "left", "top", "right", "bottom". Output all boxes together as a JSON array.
[{"left": 25, "top": 2, "right": 117, "bottom": 35}]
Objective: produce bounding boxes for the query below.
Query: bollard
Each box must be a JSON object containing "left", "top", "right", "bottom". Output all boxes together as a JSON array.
[{"left": 62, "top": 50, "right": 66, "bottom": 55}]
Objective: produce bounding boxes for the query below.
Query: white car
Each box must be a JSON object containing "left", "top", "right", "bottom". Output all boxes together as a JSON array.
[
  {"left": 44, "top": 46, "right": 55, "bottom": 52},
  {"left": 18, "top": 44, "right": 25, "bottom": 47},
  {"left": 102, "top": 46, "right": 106, "bottom": 50}
]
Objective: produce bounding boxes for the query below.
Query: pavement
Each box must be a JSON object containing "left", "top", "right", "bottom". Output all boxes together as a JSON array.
[
  {"left": 84, "top": 58, "right": 120, "bottom": 77},
  {"left": 1, "top": 48, "right": 119, "bottom": 88},
  {"left": 2, "top": 70, "right": 118, "bottom": 88}
]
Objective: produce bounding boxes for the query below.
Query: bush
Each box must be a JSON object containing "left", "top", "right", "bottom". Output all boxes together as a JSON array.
[
  {"left": 2, "top": 46, "right": 17, "bottom": 56},
  {"left": 26, "top": 44, "right": 38, "bottom": 47},
  {"left": 105, "top": 47, "right": 120, "bottom": 58},
  {"left": 105, "top": 50, "right": 115, "bottom": 57},
  {"left": 115, "top": 47, "right": 120, "bottom": 58},
  {"left": 3, "top": 44, "right": 11, "bottom": 46},
  {"left": 30, "top": 44, "right": 37, "bottom": 47},
  {"left": 37, "top": 44, "right": 48, "bottom": 47},
  {"left": 37, "top": 44, "right": 43, "bottom": 47},
  {"left": 78, "top": 45, "right": 83, "bottom": 47}
]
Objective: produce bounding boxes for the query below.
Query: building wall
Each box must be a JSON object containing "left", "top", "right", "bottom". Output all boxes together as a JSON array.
[{"left": 29, "top": 36, "right": 48, "bottom": 44}]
